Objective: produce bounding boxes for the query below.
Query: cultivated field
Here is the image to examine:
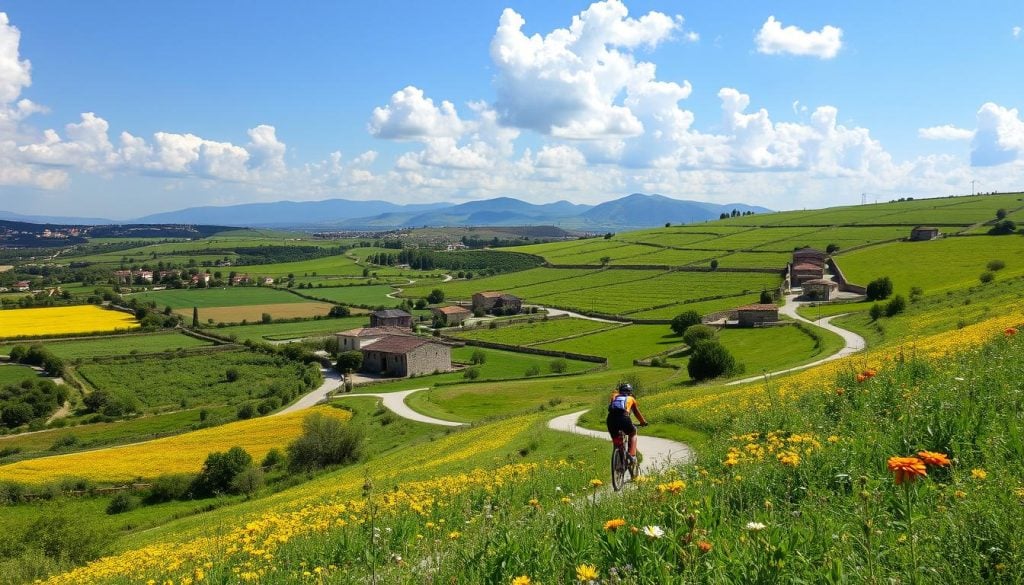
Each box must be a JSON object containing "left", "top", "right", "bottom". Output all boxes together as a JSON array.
[
  {"left": 132, "top": 287, "right": 307, "bottom": 308},
  {"left": 0, "top": 332, "right": 213, "bottom": 359},
  {"left": 178, "top": 301, "right": 334, "bottom": 324},
  {"left": 211, "top": 316, "right": 368, "bottom": 342},
  {"left": 449, "top": 317, "right": 618, "bottom": 345},
  {"left": 0, "top": 305, "right": 139, "bottom": 338},
  {"left": 298, "top": 284, "right": 398, "bottom": 306}
]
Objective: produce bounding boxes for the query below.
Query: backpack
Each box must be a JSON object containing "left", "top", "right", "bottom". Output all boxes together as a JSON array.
[{"left": 609, "top": 394, "right": 629, "bottom": 413}]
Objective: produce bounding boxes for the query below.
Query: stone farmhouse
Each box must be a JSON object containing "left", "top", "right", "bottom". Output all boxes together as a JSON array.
[
  {"left": 335, "top": 326, "right": 412, "bottom": 352},
  {"left": 370, "top": 309, "right": 413, "bottom": 328},
  {"left": 909, "top": 226, "right": 940, "bottom": 241},
  {"left": 472, "top": 291, "right": 523, "bottom": 315},
  {"left": 360, "top": 335, "right": 452, "bottom": 377},
  {"left": 13, "top": 281, "right": 31, "bottom": 292},
  {"left": 802, "top": 278, "right": 839, "bottom": 301},
  {"left": 790, "top": 247, "right": 827, "bottom": 285},
  {"left": 431, "top": 305, "right": 472, "bottom": 326},
  {"left": 735, "top": 303, "right": 780, "bottom": 327},
  {"left": 231, "top": 274, "right": 251, "bottom": 285}
]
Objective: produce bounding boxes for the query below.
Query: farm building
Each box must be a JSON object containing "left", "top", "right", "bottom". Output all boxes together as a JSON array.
[
  {"left": 13, "top": 281, "right": 31, "bottom": 292},
  {"left": 792, "top": 247, "right": 827, "bottom": 268},
  {"left": 262, "top": 277, "right": 275, "bottom": 285},
  {"left": 472, "top": 291, "right": 523, "bottom": 315},
  {"left": 431, "top": 305, "right": 472, "bottom": 325},
  {"left": 231, "top": 274, "right": 251, "bottom": 285},
  {"left": 909, "top": 226, "right": 940, "bottom": 241},
  {"left": 360, "top": 335, "right": 452, "bottom": 377},
  {"left": 792, "top": 262, "right": 825, "bottom": 285},
  {"left": 802, "top": 278, "right": 839, "bottom": 301},
  {"left": 335, "top": 326, "right": 412, "bottom": 352},
  {"left": 735, "top": 303, "right": 780, "bottom": 327},
  {"left": 370, "top": 309, "right": 413, "bottom": 328}
]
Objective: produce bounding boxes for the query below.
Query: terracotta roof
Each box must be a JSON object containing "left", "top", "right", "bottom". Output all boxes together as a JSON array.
[
  {"left": 792, "top": 262, "right": 824, "bottom": 271},
  {"left": 361, "top": 335, "right": 433, "bottom": 354},
  {"left": 434, "top": 305, "right": 471, "bottom": 315},
  {"left": 735, "top": 303, "right": 780, "bottom": 312},
  {"left": 337, "top": 326, "right": 411, "bottom": 338},
  {"left": 372, "top": 309, "right": 411, "bottom": 318},
  {"left": 802, "top": 278, "right": 838, "bottom": 286}
]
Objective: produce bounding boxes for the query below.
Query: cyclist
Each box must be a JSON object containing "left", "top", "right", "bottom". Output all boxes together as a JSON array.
[{"left": 607, "top": 382, "right": 648, "bottom": 464}]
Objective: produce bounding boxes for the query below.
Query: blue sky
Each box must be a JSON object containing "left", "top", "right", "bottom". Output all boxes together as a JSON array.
[{"left": 0, "top": 1, "right": 1022, "bottom": 219}]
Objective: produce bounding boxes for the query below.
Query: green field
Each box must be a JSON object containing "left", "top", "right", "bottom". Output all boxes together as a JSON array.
[
  {"left": 75, "top": 349, "right": 317, "bottom": 412},
  {"left": 0, "top": 332, "right": 213, "bottom": 360},
  {"left": 131, "top": 287, "right": 308, "bottom": 309},
  {"left": 536, "top": 324, "right": 685, "bottom": 368},
  {"left": 211, "top": 316, "right": 369, "bottom": 342},
  {"left": 0, "top": 364, "right": 40, "bottom": 385},
  {"left": 448, "top": 317, "right": 618, "bottom": 345},
  {"left": 298, "top": 284, "right": 398, "bottom": 306},
  {"left": 835, "top": 234, "right": 1024, "bottom": 295}
]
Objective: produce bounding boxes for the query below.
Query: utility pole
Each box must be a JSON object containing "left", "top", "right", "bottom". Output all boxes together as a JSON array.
[{"left": 970, "top": 179, "right": 978, "bottom": 196}]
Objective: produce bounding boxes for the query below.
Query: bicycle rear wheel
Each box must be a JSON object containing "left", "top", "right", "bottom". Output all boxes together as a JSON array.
[{"left": 611, "top": 447, "right": 626, "bottom": 491}]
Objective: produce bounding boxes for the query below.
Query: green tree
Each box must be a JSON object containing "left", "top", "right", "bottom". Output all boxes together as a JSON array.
[
  {"left": 427, "top": 289, "right": 445, "bottom": 304},
  {"left": 191, "top": 446, "right": 254, "bottom": 497},
  {"left": 686, "top": 341, "right": 737, "bottom": 381},
  {"left": 192, "top": 306, "right": 199, "bottom": 328},
  {"left": 682, "top": 324, "right": 716, "bottom": 347},
  {"left": 336, "top": 351, "right": 363, "bottom": 373},
  {"left": 885, "top": 295, "right": 907, "bottom": 317},
  {"left": 287, "top": 412, "right": 364, "bottom": 472},
  {"left": 670, "top": 310, "right": 702, "bottom": 336},
  {"left": 865, "top": 276, "right": 894, "bottom": 301},
  {"left": 470, "top": 349, "right": 487, "bottom": 365}
]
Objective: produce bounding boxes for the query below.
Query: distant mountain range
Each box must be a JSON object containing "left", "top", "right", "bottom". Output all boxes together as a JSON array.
[{"left": 1, "top": 194, "right": 771, "bottom": 231}]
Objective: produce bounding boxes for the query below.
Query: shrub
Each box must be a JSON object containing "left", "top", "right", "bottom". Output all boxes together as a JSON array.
[
  {"left": 488, "top": 320, "right": 498, "bottom": 329},
  {"left": 709, "top": 259, "right": 719, "bottom": 270},
  {"left": 686, "top": 340, "right": 737, "bottom": 381},
  {"left": 865, "top": 276, "right": 893, "bottom": 301},
  {"left": 230, "top": 467, "right": 264, "bottom": 497},
  {"left": 549, "top": 358, "right": 568, "bottom": 374},
  {"left": 670, "top": 310, "right": 702, "bottom": 335},
  {"left": 909, "top": 286, "right": 924, "bottom": 303},
  {"left": 463, "top": 367, "right": 480, "bottom": 380},
  {"left": 682, "top": 324, "right": 716, "bottom": 347},
  {"left": 825, "top": 243, "right": 840, "bottom": 254},
  {"left": 987, "top": 259, "right": 1006, "bottom": 271},
  {"left": 24, "top": 510, "right": 109, "bottom": 564},
  {"left": 225, "top": 367, "right": 240, "bottom": 382},
  {"left": 286, "top": 412, "right": 364, "bottom": 472},
  {"left": 236, "top": 402, "right": 256, "bottom": 420},
  {"left": 427, "top": 289, "right": 445, "bottom": 304},
  {"left": 105, "top": 492, "right": 138, "bottom": 515},
  {"left": 988, "top": 219, "right": 1016, "bottom": 235},
  {"left": 470, "top": 349, "right": 487, "bottom": 365},
  {"left": 885, "top": 294, "right": 907, "bottom": 317},
  {"left": 261, "top": 447, "right": 286, "bottom": 469},
  {"left": 759, "top": 290, "right": 773, "bottom": 304},
  {"left": 336, "top": 351, "right": 363, "bottom": 373},
  {"left": 147, "top": 473, "right": 194, "bottom": 503},
  {"left": 979, "top": 271, "right": 995, "bottom": 284},
  {"left": 261, "top": 313, "right": 272, "bottom": 324},
  {"left": 869, "top": 303, "right": 884, "bottom": 321},
  {"left": 191, "top": 446, "right": 254, "bottom": 497},
  {"left": 524, "top": 365, "right": 541, "bottom": 377},
  {"left": 328, "top": 305, "right": 351, "bottom": 317},
  {"left": 414, "top": 299, "right": 428, "bottom": 310},
  {"left": 83, "top": 389, "right": 139, "bottom": 418}
]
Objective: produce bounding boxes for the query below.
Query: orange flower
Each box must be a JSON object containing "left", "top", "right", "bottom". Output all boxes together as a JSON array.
[
  {"left": 856, "top": 374, "right": 868, "bottom": 383},
  {"left": 1005, "top": 327, "right": 1018, "bottom": 336},
  {"left": 917, "top": 451, "right": 951, "bottom": 467},
  {"left": 696, "top": 540, "right": 713, "bottom": 553},
  {"left": 887, "top": 456, "right": 927, "bottom": 484},
  {"left": 603, "top": 518, "right": 627, "bottom": 532},
  {"left": 865, "top": 369, "right": 877, "bottom": 377},
  {"left": 835, "top": 387, "right": 845, "bottom": 396}
]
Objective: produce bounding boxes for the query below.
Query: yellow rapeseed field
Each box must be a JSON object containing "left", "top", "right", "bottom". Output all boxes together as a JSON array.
[
  {"left": 0, "top": 305, "right": 139, "bottom": 338},
  {"left": 0, "top": 407, "right": 349, "bottom": 484}
]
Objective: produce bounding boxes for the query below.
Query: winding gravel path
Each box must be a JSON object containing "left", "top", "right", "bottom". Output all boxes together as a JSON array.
[
  {"left": 334, "top": 388, "right": 465, "bottom": 427},
  {"left": 726, "top": 293, "right": 866, "bottom": 386},
  {"left": 275, "top": 368, "right": 345, "bottom": 415},
  {"left": 548, "top": 410, "right": 694, "bottom": 473}
]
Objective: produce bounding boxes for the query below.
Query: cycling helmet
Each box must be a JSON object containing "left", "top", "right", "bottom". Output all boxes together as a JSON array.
[{"left": 617, "top": 382, "right": 633, "bottom": 394}]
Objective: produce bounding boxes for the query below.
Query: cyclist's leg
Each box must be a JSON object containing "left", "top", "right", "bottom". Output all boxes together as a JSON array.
[{"left": 622, "top": 419, "right": 638, "bottom": 457}]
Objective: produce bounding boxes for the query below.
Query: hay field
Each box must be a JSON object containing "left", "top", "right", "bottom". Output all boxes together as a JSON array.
[{"left": 177, "top": 301, "right": 334, "bottom": 323}]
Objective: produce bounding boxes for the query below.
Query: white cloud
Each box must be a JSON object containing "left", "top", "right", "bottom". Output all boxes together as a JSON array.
[
  {"left": 368, "top": 86, "right": 465, "bottom": 140},
  {"left": 0, "top": 13, "right": 31, "bottom": 105},
  {"left": 755, "top": 16, "right": 843, "bottom": 59},
  {"left": 918, "top": 125, "right": 974, "bottom": 141},
  {"left": 685, "top": 31, "right": 699, "bottom": 43},
  {"left": 489, "top": 0, "right": 686, "bottom": 139},
  {"left": 971, "top": 102, "right": 1024, "bottom": 166},
  {"left": 534, "top": 144, "right": 586, "bottom": 168},
  {"left": 1013, "top": 26, "right": 1021, "bottom": 39}
]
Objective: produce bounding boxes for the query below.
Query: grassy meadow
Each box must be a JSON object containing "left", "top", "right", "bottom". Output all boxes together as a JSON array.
[{"left": 0, "top": 332, "right": 213, "bottom": 360}]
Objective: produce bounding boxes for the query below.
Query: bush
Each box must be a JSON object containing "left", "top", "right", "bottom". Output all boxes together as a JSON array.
[
  {"left": 106, "top": 492, "right": 138, "bottom": 515},
  {"left": 909, "top": 286, "right": 924, "bottom": 303},
  {"left": 979, "top": 271, "right": 995, "bottom": 284},
  {"left": 670, "top": 310, "right": 702, "bottom": 336},
  {"left": 885, "top": 294, "right": 907, "bottom": 317},
  {"left": 230, "top": 467, "right": 264, "bottom": 497},
  {"left": 686, "top": 340, "right": 737, "bottom": 381},
  {"left": 463, "top": 367, "right": 480, "bottom": 380},
  {"left": 236, "top": 402, "right": 256, "bottom": 420},
  {"left": 82, "top": 389, "right": 139, "bottom": 418},
  {"left": 287, "top": 413, "right": 364, "bottom": 472},
  {"left": 470, "top": 349, "right": 487, "bottom": 365},
  {"left": 869, "top": 303, "right": 884, "bottom": 321},
  {"left": 987, "top": 259, "right": 1006, "bottom": 271},
  {"left": 225, "top": 367, "right": 241, "bottom": 382},
  {"left": 825, "top": 243, "right": 840, "bottom": 254},
  {"left": 988, "top": 219, "right": 1016, "bottom": 235},
  {"left": 261, "top": 313, "right": 272, "bottom": 324},
  {"left": 261, "top": 447, "right": 286, "bottom": 469},
  {"left": 524, "top": 365, "right": 541, "bottom": 377},
  {"left": 709, "top": 259, "right": 719, "bottom": 270},
  {"left": 24, "top": 509, "right": 109, "bottom": 564},
  {"left": 427, "top": 289, "right": 445, "bottom": 304},
  {"left": 682, "top": 324, "right": 716, "bottom": 347},
  {"left": 865, "top": 276, "right": 894, "bottom": 301},
  {"left": 147, "top": 473, "right": 194, "bottom": 503},
  {"left": 414, "top": 299, "right": 427, "bottom": 310},
  {"left": 549, "top": 358, "right": 568, "bottom": 374},
  {"left": 191, "top": 446, "right": 254, "bottom": 497},
  {"left": 328, "top": 305, "right": 351, "bottom": 317},
  {"left": 336, "top": 351, "right": 363, "bottom": 373}
]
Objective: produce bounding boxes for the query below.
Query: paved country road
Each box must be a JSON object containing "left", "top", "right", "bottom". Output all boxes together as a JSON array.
[
  {"left": 275, "top": 368, "right": 345, "bottom": 415},
  {"left": 548, "top": 410, "right": 694, "bottom": 474},
  {"left": 334, "top": 388, "right": 464, "bottom": 427}
]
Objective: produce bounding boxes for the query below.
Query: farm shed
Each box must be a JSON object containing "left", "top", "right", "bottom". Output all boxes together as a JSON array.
[
  {"left": 369, "top": 309, "right": 413, "bottom": 328},
  {"left": 472, "top": 291, "right": 523, "bottom": 314},
  {"left": 431, "top": 305, "right": 472, "bottom": 325},
  {"left": 735, "top": 303, "right": 780, "bottom": 327},
  {"left": 909, "top": 226, "right": 940, "bottom": 241},
  {"left": 360, "top": 335, "right": 452, "bottom": 377},
  {"left": 802, "top": 278, "right": 839, "bottom": 301}
]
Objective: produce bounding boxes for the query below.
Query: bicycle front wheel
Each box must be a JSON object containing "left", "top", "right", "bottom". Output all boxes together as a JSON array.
[{"left": 611, "top": 448, "right": 626, "bottom": 491}]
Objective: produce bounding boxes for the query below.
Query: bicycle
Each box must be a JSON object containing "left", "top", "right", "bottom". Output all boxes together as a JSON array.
[{"left": 611, "top": 429, "right": 640, "bottom": 491}]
